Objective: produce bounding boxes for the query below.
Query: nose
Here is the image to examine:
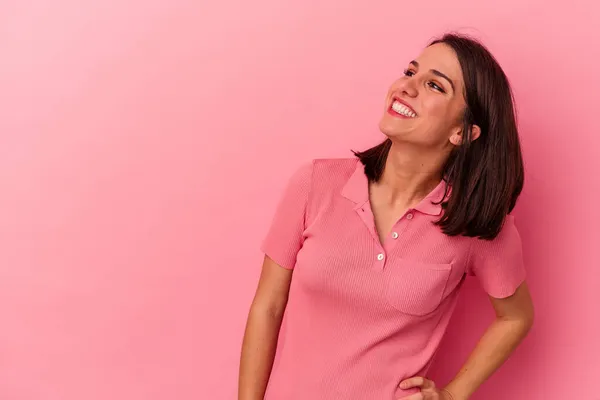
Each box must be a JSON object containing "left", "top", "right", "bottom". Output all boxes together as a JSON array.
[{"left": 399, "top": 78, "right": 418, "bottom": 98}]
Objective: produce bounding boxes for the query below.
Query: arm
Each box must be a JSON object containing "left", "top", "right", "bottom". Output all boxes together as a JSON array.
[
  {"left": 238, "top": 256, "right": 294, "bottom": 400},
  {"left": 442, "top": 281, "right": 535, "bottom": 399}
]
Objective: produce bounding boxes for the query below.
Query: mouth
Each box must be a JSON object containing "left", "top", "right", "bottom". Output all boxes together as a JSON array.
[{"left": 388, "top": 97, "right": 417, "bottom": 118}]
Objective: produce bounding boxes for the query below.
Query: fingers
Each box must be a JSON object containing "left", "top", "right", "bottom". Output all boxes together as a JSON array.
[{"left": 399, "top": 376, "right": 435, "bottom": 390}]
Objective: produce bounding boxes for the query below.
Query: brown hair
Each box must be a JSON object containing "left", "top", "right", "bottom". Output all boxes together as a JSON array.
[{"left": 354, "top": 33, "right": 524, "bottom": 240}]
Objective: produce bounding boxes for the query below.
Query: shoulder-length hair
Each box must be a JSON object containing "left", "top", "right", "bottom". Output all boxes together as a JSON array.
[{"left": 354, "top": 33, "right": 524, "bottom": 240}]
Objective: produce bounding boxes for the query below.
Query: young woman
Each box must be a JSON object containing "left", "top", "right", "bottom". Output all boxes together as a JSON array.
[{"left": 239, "top": 33, "right": 535, "bottom": 400}]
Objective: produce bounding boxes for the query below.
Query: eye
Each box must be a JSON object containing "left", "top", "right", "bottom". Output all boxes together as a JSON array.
[
  {"left": 403, "top": 69, "right": 415, "bottom": 77},
  {"left": 428, "top": 81, "right": 445, "bottom": 93}
]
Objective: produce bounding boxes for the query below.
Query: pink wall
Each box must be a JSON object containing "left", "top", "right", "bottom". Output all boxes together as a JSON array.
[{"left": 1, "top": 0, "right": 598, "bottom": 399}]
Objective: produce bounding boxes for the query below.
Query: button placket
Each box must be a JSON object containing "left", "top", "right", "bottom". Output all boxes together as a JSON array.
[
  {"left": 382, "top": 209, "right": 415, "bottom": 256},
  {"left": 375, "top": 249, "right": 387, "bottom": 269},
  {"left": 355, "top": 203, "right": 382, "bottom": 248}
]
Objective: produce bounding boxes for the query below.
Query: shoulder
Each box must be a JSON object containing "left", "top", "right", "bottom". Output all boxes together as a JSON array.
[
  {"left": 282, "top": 157, "right": 358, "bottom": 197},
  {"left": 287, "top": 157, "right": 360, "bottom": 205},
  {"left": 485, "top": 215, "right": 520, "bottom": 244},
  {"left": 311, "top": 157, "right": 359, "bottom": 185},
  {"left": 470, "top": 214, "right": 523, "bottom": 258}
]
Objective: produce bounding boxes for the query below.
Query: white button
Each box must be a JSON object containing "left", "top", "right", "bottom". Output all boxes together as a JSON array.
[
  {"left": 392, "top": 232, "right": 399, "bottom": 239},
  {"left": 406, "top": 213, "right": 414, "bottom": 220},
  {"left": 377, "top": 253, "right": 385, "bottom": 261}
]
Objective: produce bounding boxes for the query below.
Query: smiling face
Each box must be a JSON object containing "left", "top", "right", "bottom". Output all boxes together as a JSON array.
[{"left": 379, "top": 43, "right": 472, "bottom": 149}]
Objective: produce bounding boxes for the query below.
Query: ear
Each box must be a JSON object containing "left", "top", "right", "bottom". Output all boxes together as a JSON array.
[
  {"left": 449, "top": 124, "right": 481, "bottom": 146},
  {"left": 470, "top": 124, "right": 481, "bottom": 141}
]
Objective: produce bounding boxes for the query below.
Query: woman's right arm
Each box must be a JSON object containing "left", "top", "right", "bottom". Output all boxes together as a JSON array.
[{"left": 238, "top": 255, "right": 294, "bottom": 400}]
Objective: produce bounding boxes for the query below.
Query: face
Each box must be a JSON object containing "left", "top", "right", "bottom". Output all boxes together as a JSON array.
[{"left": 379, "top": 43, "right": 474, "bottom": 149}]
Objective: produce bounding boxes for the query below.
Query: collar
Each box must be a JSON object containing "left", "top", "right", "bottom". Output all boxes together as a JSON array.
[{"left": 341, "top": 159, "right": 447, "bottom": 216}]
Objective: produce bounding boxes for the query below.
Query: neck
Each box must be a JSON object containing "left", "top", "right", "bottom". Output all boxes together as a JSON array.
[{"left": 375, "top": 141, "right": 445, "bottom": 206}]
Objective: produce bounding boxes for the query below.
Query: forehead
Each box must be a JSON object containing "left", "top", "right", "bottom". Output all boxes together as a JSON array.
[{"left": 414, "top": 43, "right": 463, "bottom": 88}]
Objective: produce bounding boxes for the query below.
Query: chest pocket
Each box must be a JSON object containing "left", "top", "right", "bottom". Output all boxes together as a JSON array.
[{"left": 384, "top": 259, "right": 452, "bottom": 316}]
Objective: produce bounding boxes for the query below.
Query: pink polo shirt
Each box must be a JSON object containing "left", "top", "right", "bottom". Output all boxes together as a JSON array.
[{"left": 261, "top": 158, "right": 526, "bottom": 399}]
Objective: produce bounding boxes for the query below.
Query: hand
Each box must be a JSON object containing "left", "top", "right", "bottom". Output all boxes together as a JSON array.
[{"left": 398, "top": 376, "right": 455, "bottom": 399}]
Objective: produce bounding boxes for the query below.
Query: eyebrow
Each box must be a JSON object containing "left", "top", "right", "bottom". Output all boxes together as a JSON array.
[{"left": 409, "top": 60, "right": 455, "bottom": 92}]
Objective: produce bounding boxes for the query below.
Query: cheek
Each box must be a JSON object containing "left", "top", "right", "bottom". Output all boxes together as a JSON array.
[
  {"left": 422, "top": 97, "right": 451, "bottom": 119},
  {"left": 417, "top": 99, "right": 462, "bottom": 142}
]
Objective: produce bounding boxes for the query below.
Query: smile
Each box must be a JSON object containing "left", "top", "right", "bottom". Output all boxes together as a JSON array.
[{"left": 389, "top": 99, "right": 417, "bottom": 118}]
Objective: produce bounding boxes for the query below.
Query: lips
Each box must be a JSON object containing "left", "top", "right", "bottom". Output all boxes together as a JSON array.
[
  {"left": 387, "top": 97, "right": 417, "bottom": 119},
  {"left": 389, "top": 97, "right": 417, "bottom": 118}
]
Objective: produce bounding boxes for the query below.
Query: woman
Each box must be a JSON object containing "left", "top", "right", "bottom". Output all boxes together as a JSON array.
[{"left": 239, "top": 33, "right": 535, "bottom": 400}]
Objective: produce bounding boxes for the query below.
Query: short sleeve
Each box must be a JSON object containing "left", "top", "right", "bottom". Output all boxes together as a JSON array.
[
  {"left": 467, "top": 215, "right": 527, "bottom": 298},
  {"left": 260, "top": 161, "right": 313, "bottom": 269}
]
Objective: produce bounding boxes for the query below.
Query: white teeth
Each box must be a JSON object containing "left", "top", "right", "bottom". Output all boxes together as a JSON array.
[{"left": 392, "top": 101, "right": 416, "bottom": 118}]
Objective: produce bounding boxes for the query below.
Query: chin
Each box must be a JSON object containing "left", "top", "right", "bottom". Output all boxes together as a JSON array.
[
  {"left": 379, "top": 111, "right": 421, "bottom": 141},
  {"left": 379, "top": 119, "right": 406, "bottom": 139}
]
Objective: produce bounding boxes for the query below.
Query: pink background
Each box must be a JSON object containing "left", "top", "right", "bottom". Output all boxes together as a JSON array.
[{"left": 1, "top": 0, "right": 599, "bottom": 399}]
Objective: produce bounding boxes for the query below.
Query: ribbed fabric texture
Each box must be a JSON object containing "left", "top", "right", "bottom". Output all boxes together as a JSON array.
[{"left": 260, "top": 158, "right": 526, "bottom": 400}]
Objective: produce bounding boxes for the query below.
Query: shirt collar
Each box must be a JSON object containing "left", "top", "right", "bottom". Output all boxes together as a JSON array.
[{"left": 341, "top": 159, "right": 447, "bottom": 216}]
